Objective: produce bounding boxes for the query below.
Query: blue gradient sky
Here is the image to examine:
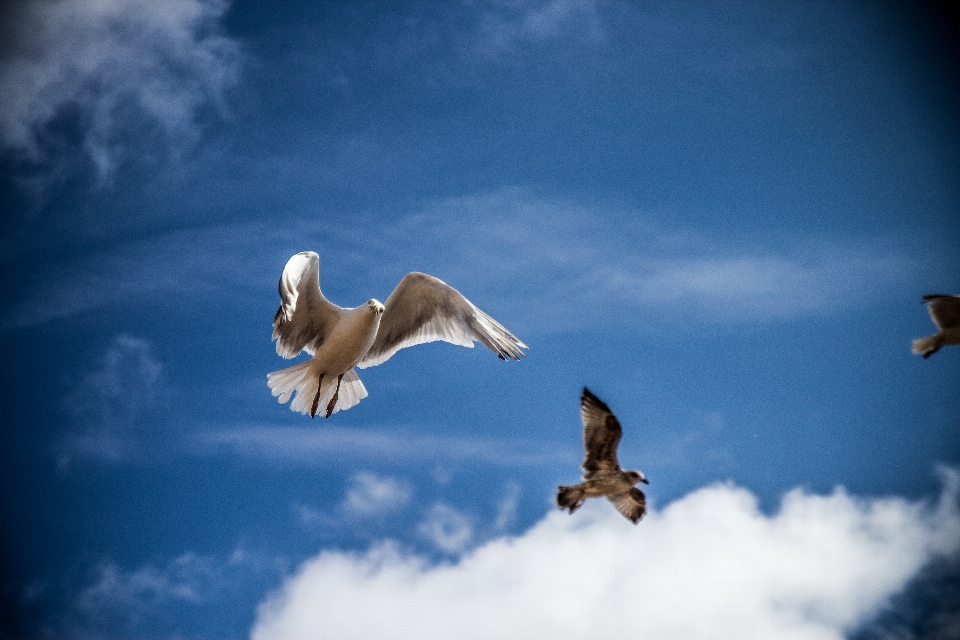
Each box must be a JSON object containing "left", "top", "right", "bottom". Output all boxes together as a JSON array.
[{"left": 1, "top": 1, "right": 958, "bottom": 638}]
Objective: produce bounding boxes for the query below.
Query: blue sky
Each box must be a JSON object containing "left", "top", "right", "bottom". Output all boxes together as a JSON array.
[{"left": 1, "top": 1, "right": 959, "bottom": 638}]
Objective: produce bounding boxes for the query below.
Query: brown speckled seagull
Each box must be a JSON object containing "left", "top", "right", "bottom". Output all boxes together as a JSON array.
[
  {"left": 267, "top": 251, "right": 527, "bottom": 418},
  {"left": 912, "top": 294, "right": 960, "bottom": 359},
  {"left": 557, "top": 388, "right": 648, "bottom": 524}
]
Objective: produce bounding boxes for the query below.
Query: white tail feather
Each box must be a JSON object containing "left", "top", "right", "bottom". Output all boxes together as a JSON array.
[
  {"left": 267, "top": 362, "right": 368, "bottom": 416},
  {"left": 267, "top": 361, "right": 314, "bottom": 405},
  {"left": 334, "top": 369, "right": 368, "bottom": 414}
]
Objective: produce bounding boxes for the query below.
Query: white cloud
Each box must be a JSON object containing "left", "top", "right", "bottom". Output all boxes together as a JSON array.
[
  {"left": 471, "top": 0, "right": 603, "bottom": 58},
  {"left": 406, "top": 191, "right": 911, "bottom": 330},
  {"left": 60, "top": 334, "right": 168, "bottom": 464},
  {"left": 0, "top": 0, "right": 240, "bottom": 175},
  {"left": 417, "top": 503, "right": 474, "bottom": 554},
  {"left": 493, "top": 482, "right": 521, "bottom": 532},
  {"left": 62, "top": 548, "right": 277, "bottom": 637},
  {"left": 78, "top": 553, "right": 217, "bottom": 613},
  {"left": 0, "top": 189, "right": 913, "bottom": 333},
  {"left": 343, "top": 472, "right": 414, "bottom": 518},
  {"left": 196, "top": 425, "right": 570, "bottom": 468},
  {"left": 251, "top": 469, "right": 960, "bottom": 640}
]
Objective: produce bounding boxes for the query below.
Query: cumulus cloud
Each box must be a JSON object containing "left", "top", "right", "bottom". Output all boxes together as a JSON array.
[
  {"left": 0, "top": 0, "right": 240, "bottom": 175},
  {"left": 417, "top": 503, "right": 475, "bottom": 554},
  {"left": 343, "top": 472, "right": 414, "bottom": 518},
  {"left": 251, "top": 470, "right": 960, "bottom": 640}
]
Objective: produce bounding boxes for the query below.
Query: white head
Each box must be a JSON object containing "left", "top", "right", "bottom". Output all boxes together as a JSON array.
[
  {"left": 367, "top": 299, "right": 385, "bottom": 314},
  {"left": 626, "top": 470, "right": 648, "bottom": 485}
]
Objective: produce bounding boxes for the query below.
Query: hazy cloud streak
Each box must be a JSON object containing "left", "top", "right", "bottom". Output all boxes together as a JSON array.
[
  {"left": 0, "top": 190, "right": 913, "bottom": 334},
  {"left": 60, "top": 334, "right": 168, "bottom": 465},
  {"left": 195, "top": 425, "right": 571, "bottom": 468}
]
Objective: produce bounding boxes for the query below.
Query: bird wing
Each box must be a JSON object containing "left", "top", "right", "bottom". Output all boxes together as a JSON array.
[
  {"left": 272, "top": 251, "right": 344, "bottom": 358},
  {"left": 924, "top": 294, "right": 960, "bottom": 330},
  {"left": 357, "top": 272, "right": 526, "bottom": 369},
  {"left": 580, "top": 388, "right": 623, "bottom": 475},
  {"left": 607, "top": 488, "right": 646, "bottom": 524}
]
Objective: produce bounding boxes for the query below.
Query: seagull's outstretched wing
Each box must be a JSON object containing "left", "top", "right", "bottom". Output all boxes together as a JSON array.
[
  {"left": 607, "top": 488, "right": 646, "bottom": 524},
  {"left": 924, "top": 294, "right": 960, "bottom": 330},
  {"left": 272, "top": 251, "right": 344, "bottom": 358},
  {"left": 581, "top": 388, "right": 622, "bottom": 476},
  {"left": 357, "top": 272, "right": 526, "bottom": 369}
]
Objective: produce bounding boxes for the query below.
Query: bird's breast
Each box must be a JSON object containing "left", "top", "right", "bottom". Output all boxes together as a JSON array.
[
  {"left": 583, "top": 473, "right": 633, "bottom": 495},
  {"left": 313, "top": 308, "right": 381, "bottom": 372}
]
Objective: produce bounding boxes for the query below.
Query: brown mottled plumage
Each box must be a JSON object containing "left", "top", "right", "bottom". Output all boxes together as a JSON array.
[
  {"left": 557, "top": 388, "right": 648, "bottom": 524},
  {"left": 912, "top": 294, "right": 960, "bottom": 358}
]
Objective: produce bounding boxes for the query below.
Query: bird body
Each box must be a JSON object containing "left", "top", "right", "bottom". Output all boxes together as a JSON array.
[
  {"left": 312, "top": 302, "right": 383, "bottom": 373},
  {"left": 267, "top": 251, "right": 526, "bottom": 417},
  {"left": 912, "top": 294, "right": 960, "bottom": 358},
  {"left": 557, "top": 388, "right": 648, "bottom": 524}
]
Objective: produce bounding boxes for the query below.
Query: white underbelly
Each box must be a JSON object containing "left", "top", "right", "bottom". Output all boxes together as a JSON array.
[{"left": 312, "top": 309, "right": 380, "bottom": 374}]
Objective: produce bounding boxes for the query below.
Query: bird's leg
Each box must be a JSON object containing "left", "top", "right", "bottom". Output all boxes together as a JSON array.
[
  {"left": 310, "top": 373, "right": 325, "bottom": 419},
  {"left": 325, "top": 373, "right": 344, "bottom": 418}
]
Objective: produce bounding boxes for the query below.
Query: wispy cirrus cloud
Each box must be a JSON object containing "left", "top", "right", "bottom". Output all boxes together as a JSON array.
[
  {"left": 0, "top": 189, "right": 916, "bottom": 335},
  {"left": 470, "top": 0, "right": 603, "bottom": 58},
  {"left": 0, "top": 0, "right": 240, "bottom": 177},
  {"left": 27, "top": 548, "right": 279, "bottom": 640},
  {"left": 59, "top": 334, "right": 170, "bottom": 465},
  {"left": 252, "top": 469, "right": 960, "bottom": 640}
]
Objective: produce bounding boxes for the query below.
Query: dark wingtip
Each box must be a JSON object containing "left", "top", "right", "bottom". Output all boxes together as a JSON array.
[{"left": 581, "top": 387, "right": 612, "bottom": 413}]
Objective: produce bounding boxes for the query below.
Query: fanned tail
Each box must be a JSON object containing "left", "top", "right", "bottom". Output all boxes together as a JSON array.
[
  {"left": 267, "top": 362, "right": 368, "bottom": 417},
  {"left": 912, "top": 335, "right": 942, "bottom": 358},
  {"left": 330, "top": 369, "right": 368, "bottom": 416},
  {"left": 557, "top": 484, "right": 587, "bottom": 514}
]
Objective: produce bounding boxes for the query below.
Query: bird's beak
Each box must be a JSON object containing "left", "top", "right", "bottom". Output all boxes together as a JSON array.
[{"left": 641, "top": 478, "right": 649, "bottom": 485}]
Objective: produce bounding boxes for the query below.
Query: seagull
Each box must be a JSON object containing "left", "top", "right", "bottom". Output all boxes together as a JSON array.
[
  {"left": 267, "top": 251, "right": 527, "bottom": 418},
  {"left": 912, "top": 294, "right": 960, "bottom": 358},
  {"left": 557, "top": 388, "right": 648, "bottom": 524}
]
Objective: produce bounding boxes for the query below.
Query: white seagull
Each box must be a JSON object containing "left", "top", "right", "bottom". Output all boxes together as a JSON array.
[
  {"left": 912, "top": 294, "right": 960, "bottom": 358},
  {"left": 267, "top": 251, "right": 527, "bottom": 418}
]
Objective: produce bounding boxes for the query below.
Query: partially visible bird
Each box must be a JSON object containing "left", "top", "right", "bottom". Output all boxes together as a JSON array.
[
  {"left": 557, "top": 388, "right": 648, "bottom": 524},
  {"left": 912, "top": 294, "right": 960, "bottom": 359},
  {"left": 267, "top": 251, "right": 527, "bottom": 418}
]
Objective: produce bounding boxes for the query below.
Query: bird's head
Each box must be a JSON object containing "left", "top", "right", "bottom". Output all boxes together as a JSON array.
[
  {"left": 626, "top": 470, "right": 648, "bottom": 485},
  {"left": 367, "top": 299, "right": 385, "bottom": 314}
]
